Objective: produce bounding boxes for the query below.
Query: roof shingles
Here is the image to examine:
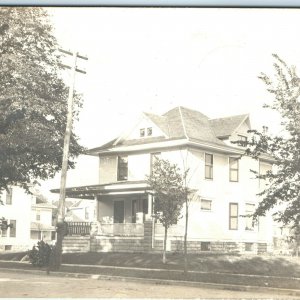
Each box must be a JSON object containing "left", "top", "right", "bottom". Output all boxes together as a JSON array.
[{"left": 89, "top": 106, "right": 250, "bottom": 153}]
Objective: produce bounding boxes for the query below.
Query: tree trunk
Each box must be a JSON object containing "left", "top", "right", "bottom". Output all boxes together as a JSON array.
[
  {"left": 163, "top": 226, "right": 168, "bottom": 264},
  {"left": 183, "top": 198, "right": 188, "bottom": 274}
]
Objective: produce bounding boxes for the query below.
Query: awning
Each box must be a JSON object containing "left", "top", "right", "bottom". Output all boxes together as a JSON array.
[{"left": 51, "top": 180, "right": 151, "bottom": 199}]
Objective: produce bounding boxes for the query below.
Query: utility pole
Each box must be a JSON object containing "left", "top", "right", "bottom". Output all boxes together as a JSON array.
[{"left": 54, "top": 49, "right": 88, "bottom": 269}]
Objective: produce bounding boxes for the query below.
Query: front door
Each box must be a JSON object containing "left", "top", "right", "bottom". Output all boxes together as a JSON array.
[{"left": 114, "top": 200, "right": 124, "bottom": 223}]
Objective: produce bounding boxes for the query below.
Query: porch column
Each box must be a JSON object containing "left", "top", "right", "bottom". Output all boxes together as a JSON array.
[
  {"left": 90, "top": 195, "right": 99, "bottom": 236},
  {"left": 146, "top": 193, "right": 153, "bottom": 221},
  {"left": 93, "top": 194, "right": 99, "bottom": 222}
]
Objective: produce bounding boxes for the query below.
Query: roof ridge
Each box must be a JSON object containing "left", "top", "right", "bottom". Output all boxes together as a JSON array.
[
  {"left": 178, "top": 106, "right": 189, "bottom": 140},
  {"left": 209, "top": 113, "right": 249, "bottom": 121}
]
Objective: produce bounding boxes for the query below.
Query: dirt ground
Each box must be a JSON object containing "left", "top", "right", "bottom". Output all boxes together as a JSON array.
[{"left": 0, "top": 270, "right": 299, "bottom": 298}]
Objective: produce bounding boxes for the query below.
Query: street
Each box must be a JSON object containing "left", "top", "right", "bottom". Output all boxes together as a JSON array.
[{"left": 0, "top": 271, "right": 298, "bottom": 298}]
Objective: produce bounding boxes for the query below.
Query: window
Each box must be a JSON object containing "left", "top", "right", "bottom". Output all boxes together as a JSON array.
[
  {"left": 147, "top": 127, "right": 152, "bottom": 136},
  {"left": 245, "top": 203, "right": 255, "bottom": 230},
  {"left": 4, "top": 245, "right": 12, "bottom": 251},
  {"left": 205, "top": 153, "right": 213, "bottom": 179},
  {"left": 6, "top": 188, "right": 12, "bottom": 205},
  {"left": 1, "top": 227, "right": 7, "bottom": 237},
  {"left": 201, "top": 242, "right": 211, "bottom": 251},
  {"left": 229, "top": 203, "right": 238, "bottom": 230},
  {"left": 150, "top": 152, "right": 161, "bottom": 174},
  {"left": 238, "top": 135, "right": 247, "bottom": 147},
  {"left": 9, "top": 220, "right": 16, "bottom": 237},
  {"left": 140, "top": 128, "right": 145, "bottom": 137},
  {"left": 229, "top": 157, "right": 239, "bottom": 182},
  {"left": 245, "top": 242, "right": 254, "bottom": 251},
  {"left": 36, "top": 210, "right": 41, "bottom": 221},
  {"left": 201, "top": 199, "right": 212, "bottom": 211},
  {"left": 117, "top": 156, "right": 128, "bottom": 181}
]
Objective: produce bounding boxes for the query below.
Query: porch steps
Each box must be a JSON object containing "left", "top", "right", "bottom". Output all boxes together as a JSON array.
[{"left": 62, "top": 236, "right": 90, "bottom": 253}]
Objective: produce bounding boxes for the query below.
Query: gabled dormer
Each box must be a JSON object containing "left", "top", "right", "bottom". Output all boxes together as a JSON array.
[
  {"left": 113, "top": 112, "right": 168, "bottom": 146},
  {"left": 209, "top": 114, "right": 250, "bottom": 147}
]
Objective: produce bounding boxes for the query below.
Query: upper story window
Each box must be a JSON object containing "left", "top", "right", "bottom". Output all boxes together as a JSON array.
[
  {"left": 140, "top": 128, "right": 145, "bottom": 137},
  {"left": 150, "top": 152, "right": 161, "bottom": 174},
  {"left": 229, "top": 157, "right": 239, "bottom": 182},
  {"left": 201, "top": 199, "right": 212, "bottom": 211},
  {"left": 139, "top": 127, "right": 153, "bottom": 138},
  {"left": 245, "top": 203, "right": 255, "bottom": 231},
  {"left": 238, "top": 135, "right": 248, "bottom": 147},
  {"left": 229, "top": 203, "right": 238, "bottom": 230},
  {"left": 117, "top": 156, "right": 128, "bottom": 181},
  {"left": 147, "top": 127, "right": 152, "bottom": 136},
  {"left": 6, "top": 188, "right": 12, "bottom": 205},
  {"left": 205, "top": 153, "right": 213, "bottom": 180}
]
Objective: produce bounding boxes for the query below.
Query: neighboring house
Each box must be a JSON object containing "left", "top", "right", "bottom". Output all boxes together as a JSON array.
[
  {"left": 0, "top": 185, "right": 55, "bottom": 251},
  {"left": 30, "top": 195, "right": 56, "bottom": 245},
  {"left": 52, "top": 106, "right": 274, "bottom": 254},
  {"left": 64, "top": 199, "right": 96, "bottom": 222}
]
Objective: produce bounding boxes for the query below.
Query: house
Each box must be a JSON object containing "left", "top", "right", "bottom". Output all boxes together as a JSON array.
[
  {"left": 0, "top": 185, "right": 56, "bottom": 251},
  {"left": 53, "top": 106, "right": 274, "bottom": 254},
  {"left": 64, "top": 199, "right": 96, "bottom": 222},
  {"left": 30, "top": 193, "right": 56, "bottom": 245}
]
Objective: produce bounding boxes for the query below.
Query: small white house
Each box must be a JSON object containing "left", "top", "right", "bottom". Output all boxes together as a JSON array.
[{"left": 0, "top": 185, "right": 55, "bottom": 251}]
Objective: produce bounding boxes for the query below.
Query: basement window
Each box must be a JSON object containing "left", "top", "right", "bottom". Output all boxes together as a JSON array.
[{"left": 201, "top": 242, "right": 211, "bottom": 251}]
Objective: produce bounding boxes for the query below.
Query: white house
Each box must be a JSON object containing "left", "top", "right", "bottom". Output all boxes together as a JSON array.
[
  {"left": 0, "top": 185, "right": 55, "bottom": 251},
  {"left": 54, "top": 106, "right": 274, "bottom": 254}
]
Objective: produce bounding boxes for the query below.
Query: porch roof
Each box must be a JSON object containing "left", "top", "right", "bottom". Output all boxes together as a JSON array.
[{"left": 50, "top": 180, "right": 151, "bottom": 200}]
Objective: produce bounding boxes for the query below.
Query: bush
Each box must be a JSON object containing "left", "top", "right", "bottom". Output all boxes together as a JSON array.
[{"left": 28, "top": 240, "right": 55, "bottom": 267}]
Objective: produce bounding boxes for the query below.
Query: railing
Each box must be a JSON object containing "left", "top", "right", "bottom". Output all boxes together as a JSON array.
[
  {"left": 97, "top": 223, "right": 144, "bottom": 237},
  {"left": 66, "top": 222, "right": 91, "bottom": 236}
]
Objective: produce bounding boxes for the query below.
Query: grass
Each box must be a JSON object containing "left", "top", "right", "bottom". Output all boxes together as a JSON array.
[{"left": 1, "top": 251, "right": 300, "bottom": 277}]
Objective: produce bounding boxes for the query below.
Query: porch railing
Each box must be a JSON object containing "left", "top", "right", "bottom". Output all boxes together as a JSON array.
[
  {"left": 97, "top": 223, "right": 144, "bottom": 237},
  {"left": 66, "top": 222, "right": 91, "bottom": 236}
]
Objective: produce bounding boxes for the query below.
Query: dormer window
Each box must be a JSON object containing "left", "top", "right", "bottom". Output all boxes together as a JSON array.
[
  {"left": 140, "top": 128, "right": 145, "bottom": 137},
  {"left": 139, "top": 127, "right": 152, "bottom": 137},
  {"left": 147, "top": 127, "right": 152, "bottom": 136}
]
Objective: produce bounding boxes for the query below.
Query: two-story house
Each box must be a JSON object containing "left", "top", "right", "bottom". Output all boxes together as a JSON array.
[
  {"left": 0, "top": 185, "right": 56, "bottom": 251},
  {"left": 55, "top": 106, "right": 273, "bottom": 254}
]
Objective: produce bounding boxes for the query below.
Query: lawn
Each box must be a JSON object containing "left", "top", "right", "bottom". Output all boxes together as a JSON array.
[{"left": 1, "top": 251, "right": 300, "bottom": 277}]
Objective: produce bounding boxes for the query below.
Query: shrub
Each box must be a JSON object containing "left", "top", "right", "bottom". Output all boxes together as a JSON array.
[{"left": 28, "top": 240, "right": 55, "bottom": 267}]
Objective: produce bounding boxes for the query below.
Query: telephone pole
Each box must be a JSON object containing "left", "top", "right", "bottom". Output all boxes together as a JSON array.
[{"left": 54, "top": 49, "right": 88, "bottom": 269}]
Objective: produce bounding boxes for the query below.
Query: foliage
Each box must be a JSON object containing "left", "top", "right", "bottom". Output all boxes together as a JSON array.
[
  {"left": 147, "top": 158, "right": 185, "bottom": 229},
  {"left": 28, "top": 240, "right": 55, "bottom": 267},
  {"left": 244, "top": 54, "right": 300, "bottom": 226},
  {"left": 0, "top": 7, "right": 84, "bottom": 191},
  {"left": 147, "top": 158, "right": 185, "bottom": 263}
]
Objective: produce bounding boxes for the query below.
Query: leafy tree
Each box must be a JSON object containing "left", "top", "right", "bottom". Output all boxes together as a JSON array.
[
  {"left": 0, "top": 7, "right": 83, "bottom": 191},
  {"left": 244, "top": 54, "right": 300, "bottom": 229},
  {"left": 147, "top": 158, "right": 185, "bottom": 264}
]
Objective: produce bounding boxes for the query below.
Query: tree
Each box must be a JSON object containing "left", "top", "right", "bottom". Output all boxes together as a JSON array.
[
  {"left": 0, "top": 7, "right": 83, "bottom": 191},
  {"left": 244, "top": 54, "right": 300, "bottom": 229},
  {"left": 147, "top": 158, "right": 185, "bottom": 264}
]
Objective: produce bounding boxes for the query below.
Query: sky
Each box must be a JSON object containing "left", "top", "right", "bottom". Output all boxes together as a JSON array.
[{"left": 40, "top": 7, "right": 300, "bottom": 198}]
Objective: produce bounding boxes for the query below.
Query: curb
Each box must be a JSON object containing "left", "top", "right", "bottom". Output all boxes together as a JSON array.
[{"left": 1, "top": 266, "right": 300, "bottom": 297}]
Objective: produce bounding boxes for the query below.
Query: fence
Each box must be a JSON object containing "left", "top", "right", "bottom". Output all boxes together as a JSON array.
[{"left": 66, "top": 222, "right": 91, "bottom": 236}]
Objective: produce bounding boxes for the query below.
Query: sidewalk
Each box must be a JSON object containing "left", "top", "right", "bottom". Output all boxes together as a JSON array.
[{"left": 0, "top": 260, "right": 300, "bottom": 296}]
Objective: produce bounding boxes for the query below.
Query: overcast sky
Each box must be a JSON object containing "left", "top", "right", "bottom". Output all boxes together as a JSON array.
[{"left": 41, "top": 7, "right": 300, "bottom": 197}]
